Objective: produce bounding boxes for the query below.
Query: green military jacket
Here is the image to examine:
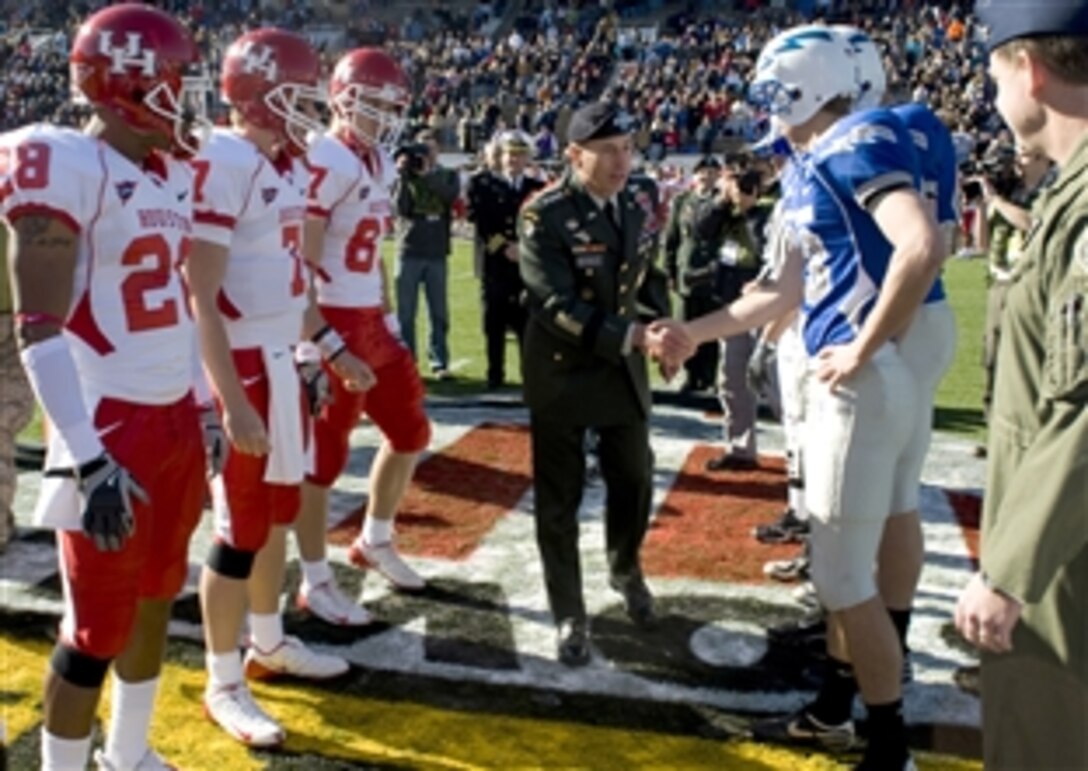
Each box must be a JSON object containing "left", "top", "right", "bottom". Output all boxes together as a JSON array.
[
  {"left": 663, "top": 188, "right": 722, "bottom": 296},
  {"left": 0, "top": 226, "right": 10, "bottom": 313},
  {"left": 982, "top": 135, "right": 1088, "bottom": 675},
  {"left": 518, "top": 170, "right": 665, "bottom": 426}
]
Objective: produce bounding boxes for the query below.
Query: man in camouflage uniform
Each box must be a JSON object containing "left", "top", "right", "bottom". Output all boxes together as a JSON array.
[
  {"left": 955, "top": 3, "right": 1088, "bottom": 767},
  {"left": 518, "top": 102, "right": 674, "bottom": 666},
  {"left": 0, "top": 227, "right": 35, "bottom": 551}
]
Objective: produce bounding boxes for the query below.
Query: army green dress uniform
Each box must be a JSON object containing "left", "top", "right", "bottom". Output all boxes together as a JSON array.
[
  {"left": 977, "top": 4, "right": 1088, "bottom": 766},
  {"left": 466, "top": 134, "right": 545, "bottom": 389},
  {"left": 0, "top": 227, "right": 35, "bottom": 550},
  {"left": 518, "top": 107, "right": 668, "bottom": 636},
  {"left": 663, "top": 158, "right": 723, "bottom": 391}
]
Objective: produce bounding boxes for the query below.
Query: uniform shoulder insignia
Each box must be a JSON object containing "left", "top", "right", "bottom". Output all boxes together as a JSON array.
[{"left": 524, "top": 181, "right": 567, "bottom": 212}]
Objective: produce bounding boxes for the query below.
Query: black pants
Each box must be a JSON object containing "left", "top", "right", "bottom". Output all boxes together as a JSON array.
[
  {"left": 482, "top": 281, "right": 526, "bottom": 387},
  {"left": 682, "top": 292, "right": 721, "bottom": 388},
  {"left": 529, "top": 417, "right": 652, "bottom": 624}
]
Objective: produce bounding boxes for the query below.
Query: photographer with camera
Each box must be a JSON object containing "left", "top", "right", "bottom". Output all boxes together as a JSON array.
[
  {"left": 663, "top": 156, "right": 725, "bottom": 393},
  {"left": 970, "top": 144, "right": 1054, "bottom": 433},
  {"left": 692, "top": 154, "right": 774, "bottom": 471},
  {"left": 393, "top": 129, "right": 462, "bottom": 379}
]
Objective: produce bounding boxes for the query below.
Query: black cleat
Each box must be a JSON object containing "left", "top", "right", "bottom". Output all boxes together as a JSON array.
[
  {"left": 753, "top": 508, "right": 809, "bottom": 544},
  {"left": 556, "top": 619, "right": 590, "bottom": 667}
]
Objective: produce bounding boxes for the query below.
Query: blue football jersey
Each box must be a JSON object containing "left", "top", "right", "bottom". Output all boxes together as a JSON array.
[
  {"left": 892, "top": 102, "right": 956, "bottom": 303},
  {"left": 781, "top": 108, "right": 921, "bottom": 356}
]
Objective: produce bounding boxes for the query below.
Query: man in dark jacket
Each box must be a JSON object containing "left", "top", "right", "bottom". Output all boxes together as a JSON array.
[
  {"left": 467, "top": 131, "right": 545, "bottom": 389},
  {"left": 518, "top": 102, "right": 678, "bottom": 667},
  {"left": 393, "top": 129, "right": 461, "bottom": 378}
]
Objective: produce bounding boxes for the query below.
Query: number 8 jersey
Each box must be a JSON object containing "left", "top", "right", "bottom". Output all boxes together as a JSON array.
[
  {"left": 305, "top": 130, "right": 396, "bottom": 309},
  {"left": 0, "top": 124, "right": 196, "bottom": 405}
]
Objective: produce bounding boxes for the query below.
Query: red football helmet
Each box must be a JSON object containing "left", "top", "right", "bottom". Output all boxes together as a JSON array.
[
  {"left": 221, "top": 28, "right": 324, "bottom": 156},
  {"left": 329, "top": 48, "right": 410, "bottom": 150},
  {"left": 70, "top": 3, "right": 210, "bottom": 158}
]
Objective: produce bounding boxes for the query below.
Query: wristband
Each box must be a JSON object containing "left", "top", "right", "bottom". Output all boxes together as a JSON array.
[{"left": 311, "top": 325, "right": 347, "bottom": 362}]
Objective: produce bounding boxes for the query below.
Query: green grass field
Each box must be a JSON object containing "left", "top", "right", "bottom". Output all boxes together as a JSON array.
[{"left": 18, "top": 242, "right": 990, "bottom": 441}]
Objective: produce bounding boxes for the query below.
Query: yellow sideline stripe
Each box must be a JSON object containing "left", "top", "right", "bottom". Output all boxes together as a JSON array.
[{"left": 0, "top": 636, "right": 979, "bottom": 770}]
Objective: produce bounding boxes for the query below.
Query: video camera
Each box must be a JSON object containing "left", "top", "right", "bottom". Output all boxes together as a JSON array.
[
  {"left": 394, "top": 142, "right": 430, "bottom": 175},
  {"left": 962, "top": 144, "right": 1018, "bottom": 200}
]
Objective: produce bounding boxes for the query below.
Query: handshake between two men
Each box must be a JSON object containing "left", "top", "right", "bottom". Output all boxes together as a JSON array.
[{"left": 632, "top": 319, "right": 697, "bottom": 381}]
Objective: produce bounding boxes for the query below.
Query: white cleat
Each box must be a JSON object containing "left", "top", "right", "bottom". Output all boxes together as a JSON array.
[
  {"left": 348, "top": 539, "right": 426, "bottom": 591},
  {"left": 297, "top": 580, "right": 373, "bottom": 626},
  {"left": 94, "top": 747, "right": 177, "bottom": 770},
  {"left": 243, "top": 635, "right": 350, "bottom": 681},
  {"left": 203, "top": 681, "right": 285, "bottom": 748}
]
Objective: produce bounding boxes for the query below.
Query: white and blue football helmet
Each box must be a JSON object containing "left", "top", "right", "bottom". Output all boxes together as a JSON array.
[
  {"left": 750, "top": 25, "right": 858, "bottom": 128},
  {"left": 834, "top": 25, "right": 887, "bottom": 110}
]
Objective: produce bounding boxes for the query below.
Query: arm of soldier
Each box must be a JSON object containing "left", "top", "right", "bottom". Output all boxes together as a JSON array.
[
  {"left": 662, "top": 195, "right": 682, "bottom": 284},
  {"left": 518, "top": 205, "right": 636, "bottom": 364},
  {"left": 816, "top": 189, "right": 945, "bottom": 389},
  {"left": 9, "top": 213, "right": 105, "bottom": 464},
  {"left": 392, "top": 175, "right": 415, "bottom": 218},
  {"left": 184, "top": 240, "right": 269, "bottom": 456}
]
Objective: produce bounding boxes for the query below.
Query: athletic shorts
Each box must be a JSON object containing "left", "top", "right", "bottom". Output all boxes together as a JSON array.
[
  {"left": 58, "top": 394, "right": 204, "bottom": 659},
  {"left": 308, "top": 306, "right": 429, "bottom": 487}
]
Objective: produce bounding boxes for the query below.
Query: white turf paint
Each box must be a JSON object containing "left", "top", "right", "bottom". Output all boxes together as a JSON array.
[{"left": 4, "top": 403, "right": 984, "bottom": 727}]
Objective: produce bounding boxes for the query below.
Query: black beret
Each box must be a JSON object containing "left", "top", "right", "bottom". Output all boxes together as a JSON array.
[
  {"left": 693, "top": 156, "right": 722, "bottom": 171},
  {"left": 979, "top": 0, "right": 1088, "bottom": 50},
  {"left": 567, "top": 102, "right": 634, "bottom": 144}
]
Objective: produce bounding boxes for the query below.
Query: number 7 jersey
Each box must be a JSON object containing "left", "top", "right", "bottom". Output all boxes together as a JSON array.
[
  {"left": 0, "top": 124, "right": 196, "bottom": 405},
  {"left": 305, "top": 131, "right": 396, "bottom": 309}
]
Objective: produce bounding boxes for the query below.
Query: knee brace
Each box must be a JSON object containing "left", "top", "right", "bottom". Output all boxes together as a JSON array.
[
  {"left": 51, "top": 644, "right": 110, "bottom": 688},
  {"left": 206, "top": 540, "right": 256, "bottom": 580}
]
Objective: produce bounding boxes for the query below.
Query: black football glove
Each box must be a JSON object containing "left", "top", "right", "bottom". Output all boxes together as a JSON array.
[
  {"left": 76, "top": 453, "right": 148, "bottom": 552},
  {"left": 297, "top": 359, "right": 330, "bottom": 417},
  {"left": 200, "top": 406, "right": 227, "bottom": 477}
]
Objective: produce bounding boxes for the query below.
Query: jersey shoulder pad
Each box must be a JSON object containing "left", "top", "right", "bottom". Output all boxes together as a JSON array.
[{"left": 0, "top": 124, "right": 101, "bottom": 230}]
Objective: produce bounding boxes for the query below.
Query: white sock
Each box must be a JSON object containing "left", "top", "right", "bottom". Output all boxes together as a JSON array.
[
  {"left": 301, "top": 558, "right": 333, "bottom": 589},
  {"left": 105, "top": 676, "right": 158, "bottom": 769},
  {"left": 40, "top": 728, "right": 91, "bottom": 771},
  {"left": 248, "top": 613, "right": 284, "bottom": 653},
  {"left": 206, "top": 650, "right": 243, "bottom": 689},
  {"left": 362, "top": 516, "right": 393, "bottom": 546},
  {"left": 788, "top": 484, "right": 807, "bottom": 520}
]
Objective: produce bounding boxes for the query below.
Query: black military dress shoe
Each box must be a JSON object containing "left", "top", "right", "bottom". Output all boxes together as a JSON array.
[
  {"left": 704, "top": 453, "right": 759, "bottom": 472},
  {"left": 556, "top": 618, "right": 590, "bottom": 666},
  {"left": 610, "top": 575, "right": 657, "bottom": 629}
]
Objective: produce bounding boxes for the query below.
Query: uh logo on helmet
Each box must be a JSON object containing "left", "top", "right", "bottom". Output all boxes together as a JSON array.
[
  {"left": 749, "top": 25, "right": 859, "bottom": 128},
  {"left": 70, "top": 3, "right": 212, "bottom": 158},
  {"left": 221, "top": 28, "right": 327, "bottom": 157}
]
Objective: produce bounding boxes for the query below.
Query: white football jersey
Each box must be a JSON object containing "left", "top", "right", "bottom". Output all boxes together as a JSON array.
[
  {"left": 306, "top": 131, "right": 396, "bottom": 309},
  {"left": 192, "top": 129, "right": 308, "bottom": 348},
  {"left": 0, "top": 124, "right": 197, "bottom": 405}
]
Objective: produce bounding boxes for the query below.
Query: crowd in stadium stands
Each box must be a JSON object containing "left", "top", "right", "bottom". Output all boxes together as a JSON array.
[{"left": 0, "top": 0, "right": 998, "bottom": 167}]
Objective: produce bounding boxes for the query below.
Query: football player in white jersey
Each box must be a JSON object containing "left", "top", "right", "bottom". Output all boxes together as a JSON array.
[
  {"left": 293, "top": 47, "right": 431, "bottom": 627},
  {"left": 185, "top": 28, "right": 374, "bottom": 747},
  {"left": 1, "top": 6, "right": 210, "bottom": 769},
  {"left": 654, "top": 26, "right": 947, "bottom": 770}
]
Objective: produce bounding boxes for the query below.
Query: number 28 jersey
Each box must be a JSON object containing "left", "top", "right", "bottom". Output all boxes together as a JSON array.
[
  {"left": 192, "top": 129, "right": 309, "bottom": 348},
  {"left": 0, "top": 124, "right": 196, "bottom": 405},
  {"left": 305, "top": 131, "right": 396, "bottom": 309}
]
